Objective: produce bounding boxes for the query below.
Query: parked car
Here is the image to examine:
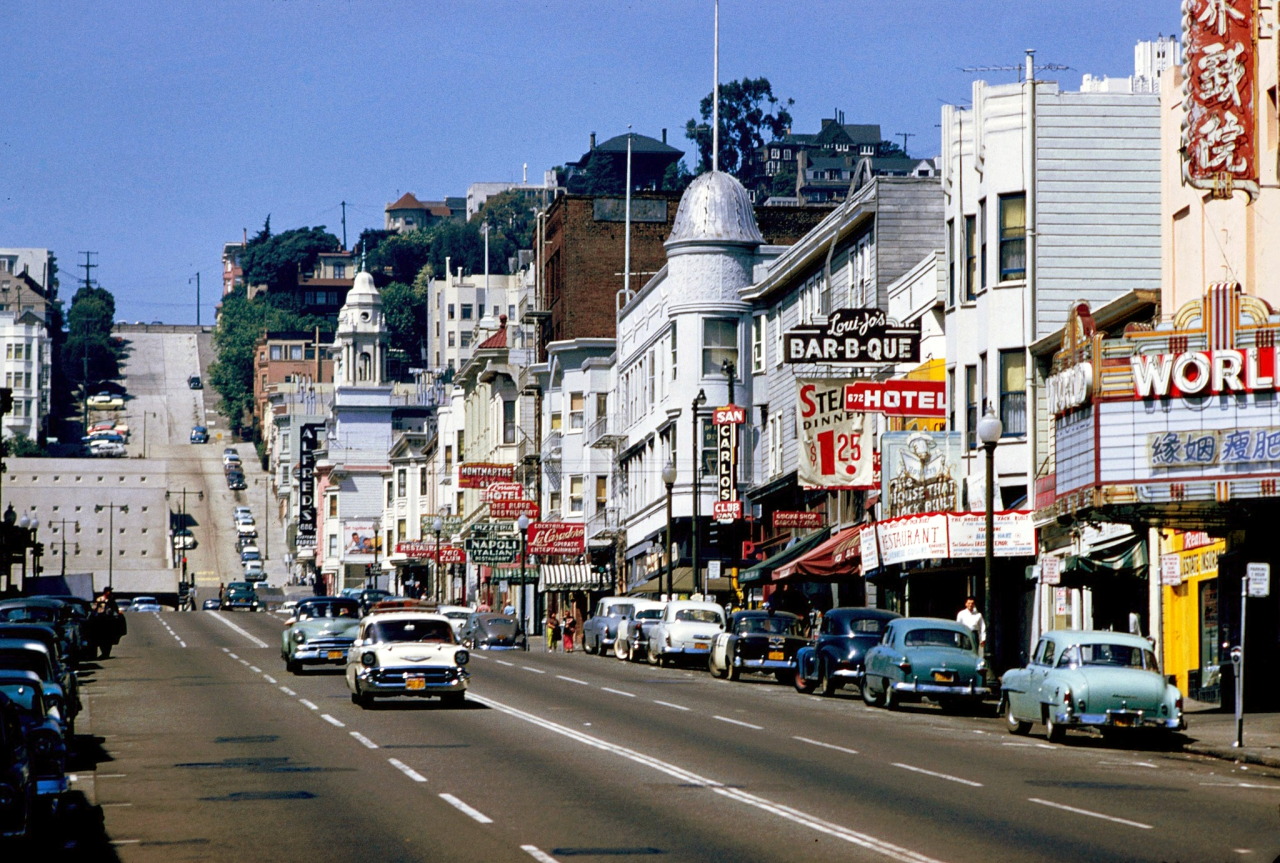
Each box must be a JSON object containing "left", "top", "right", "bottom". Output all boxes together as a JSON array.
[
  {"left": 346, "top": 609, "right": 469, "bottom": 708},
  {"left": 793, "top": 607, "right": 902, "bottom": 696},
  {"left": 239, "top": 546, "right": 261, "bottom": 563},
  {"left": 0, "top": 671, "right": 67, "bottom": 800},
  {"left": 1001, "top": 629, "right": 1185, "bottom": 743},
  {"left": 242, "top": 561, "right": 265, "bottom": 581},
  {"left": 88, "top": 441, "right": 127, "bottom": 458},
  {"left": 707, "top": 610, "right": 807, "bottom": 682},
  {"left": 187, "top": 374, "right": 202, "bottom": 389},
  {"left": 862, "top": 617, "right": 990, "bottom": 712},
  {"left": 0, "top": 639, "right": 75, "bottom": 735},
  {"left": 0, "top": 627, "right": 79, "bottom": 725},
  {"left": 0, "top": 599, "right": 86, "bottom": 666},
  {"left": 582, "top": 596, "right": 634, "bottom": 656},
  {"left": 171, "top": 528, "right": 197, "bottom": 550},
  {"left": 280, "top": 597, "right": 360, "bottom": 674},
  {"left": 86, "top": 392, "right": 124, "bottom": 409},
  {"left": 0, "top": 693, "right": 36, "bottom": 839},
  {"left": 189, "top": 425, "right": 208, "bottom": 444},
  {"left": 233, "top": 506, "right": 253, "bottom": 521},
  {"left": 460, "top": 612, "right": 527, "bottom": 650},
  {"left": 129, "top": 596, "right": 163, "bottom": 613},
  {"left": 223, "top": 582, "right": 259, "bottom": 612},
  {"left": 82, "top": 431, "right": 124, "bottom": 444},
  {"left": 613, "top": 599, "right": 665, "bottom": 661},
  {"left": 226, "top": 473, "right": 247, "bottom": 490},
  {"left": 222, "top": 451, "right": 242, "bottom": 468},
  {"left": 646, "top": 600, "right": 725, "bottom": 666}
]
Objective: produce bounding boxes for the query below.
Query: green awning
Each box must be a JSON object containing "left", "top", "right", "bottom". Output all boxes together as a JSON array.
[
  {"left": 1064, "top": 532, "right": 1148, "bottom": 577},
  {"left": 738, "top": 528, "right": 832, "bottom": 586}
]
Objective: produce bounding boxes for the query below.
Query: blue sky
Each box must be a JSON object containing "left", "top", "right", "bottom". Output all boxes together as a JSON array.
[{"left": 3, "top": 1, "right": 1180, "bottom": 323}]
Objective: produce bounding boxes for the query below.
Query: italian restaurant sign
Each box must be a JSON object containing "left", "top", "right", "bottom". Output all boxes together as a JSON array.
[
  {"left": 797, "top": 379, "right": 876, "bottom": 490},
  {"left": 784, "top": 309, "right": 921, "bottom": 365},
  {"left": 875, "top": 512, "right": 1034, "bottom": 566},
  {"left": 1182, "top": 0, "right": 1257, "bottom": 197}
]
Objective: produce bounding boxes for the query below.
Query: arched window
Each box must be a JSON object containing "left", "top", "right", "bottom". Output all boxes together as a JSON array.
[{"left": 358, "top": 351, "right": 373, "bottom": 381}]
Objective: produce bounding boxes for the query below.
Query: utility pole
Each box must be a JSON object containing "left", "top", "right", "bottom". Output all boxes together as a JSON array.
[
  {"left": 341, "top": 201, "right": 348, "bottom": 250},
  {"left": 897, "top": 132, "right": 915, "bottom": 157},
  {"left": 78, "top": 251, "right": 98, "bottom": 291},
  {"left": 191, "top": 272, "right": 201, "bottom": 326}
]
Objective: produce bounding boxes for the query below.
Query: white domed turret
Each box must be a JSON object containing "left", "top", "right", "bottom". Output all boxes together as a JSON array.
[
  {"left": 666, "top": 171, "right": 764, "bottom": 250},
  {"left": 335, "top": 270, "right": 387, "bottom": 386}
]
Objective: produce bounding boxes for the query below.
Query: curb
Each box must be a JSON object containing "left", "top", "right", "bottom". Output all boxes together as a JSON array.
[{"left": 1183, "top": 742, "right": 1280, "bottom": 770}]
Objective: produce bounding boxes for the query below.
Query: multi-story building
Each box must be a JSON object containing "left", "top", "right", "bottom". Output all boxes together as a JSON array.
[
  {"left": 563, "top": 131, "right": 684, "bottom": 192},
  {"left": 0, "top": 310, "right": 51, "bottom": 441},
  {"left": 430, "top": 263, "right": 526, "bottom": 376},
  {"left": 384, "top": 192, "right": 453, "bottom": 234},
  {"left": 760, "top": 115, "right": 883, "bottom": 180},
  {"left": 251, "top": 330, "right": 333, "bottom": 434},
  {"left": 222, "top": 241, "right": 244, "bottom": 296},
  {"left": 0, "top": 249, "right": 55, "bottom": 294}
]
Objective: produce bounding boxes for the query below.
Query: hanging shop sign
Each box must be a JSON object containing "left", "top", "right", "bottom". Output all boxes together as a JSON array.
[
  {"left": 713, "top": 500, "right": 744, "bottom": 523},
  {"left": 420, "top": 514, "right": 464, "bottom": 536},
  {"left": 713, "top": 404, "right": 746, "bottom": 424},
  {"left": 797, "top": 379, "right": 877, "bottom": 490},
  {"left": 296, "top": 422, "right": 323, "bottom": 548},
  {"left": 773, "top": 510, "right": 825, "bottom": 530},
  {"left": 844, "top": 380, "right": 946, "bottom": 417},
  {"left": 437, "top": 545, "right": 467, "bottom": 564},
  {"left": 717, "top": 418, "right": 738, "bottom": 504},
  {"left": 481, "top": 482, "right": 525, "bottom": 502},
  {"left": 527, "top": 522, "right": 585, "bottom": 556},
  {"left": 880, "top": 431, "right": 962, "bottom": 518},
  {"left": 783, "top": 308, "right": 921, "bottom": 365},
  {"left": 465, "top": 535, "right": 521, "bottom": 564},
  {"left": 874, "top": 511, "right": 1034, "bottom": 566},
  {"left": 1043, "top": 284, "right": 1280, "bottom": 522},
  {"left": 471, "top": 521, "right": 515, "bottom": 535},
  {"left": 1041, "top": 555, "right": 1062, "bottom": 585},
  {"left": 395, "top": 541, "right": 466, "bottom": 563},
  {"left": 489, "top": 500, "right": 541, "bottom": 520},
  {"left": 1182, "top": 0, "right": 1258, "bottom": 198},
  {"left": 459, "top": 463, "right": 516, "bottom": 488}
]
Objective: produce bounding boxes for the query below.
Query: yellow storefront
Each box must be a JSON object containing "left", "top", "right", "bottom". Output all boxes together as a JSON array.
[{"left": 1161, "top": 530, "right": 1223, "bottom": 702}]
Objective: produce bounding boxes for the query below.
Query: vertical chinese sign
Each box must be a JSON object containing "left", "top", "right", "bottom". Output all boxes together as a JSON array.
[{"left": 1182, "top": 0, "right": 1258, "bottom": 197}]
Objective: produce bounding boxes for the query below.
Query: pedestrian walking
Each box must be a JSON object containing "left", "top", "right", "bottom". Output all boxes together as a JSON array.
[
  {"left": 956, "top": 596, "right": 986, "bottom": 650},
  {"left": 562, "top": 612, "right": 577, "bottom": 652},
  {"left": 546, "top": 613, "right": 559, "bottom": 651}
]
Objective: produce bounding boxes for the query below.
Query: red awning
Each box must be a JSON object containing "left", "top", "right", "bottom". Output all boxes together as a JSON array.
[{"left": 774, "top": 526, "right": 864, "bottom": 582}]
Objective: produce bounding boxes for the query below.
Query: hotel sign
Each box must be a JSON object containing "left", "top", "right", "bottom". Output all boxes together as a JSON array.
[
  {"left": 459, "top": 463, "right": 515, "bottom": 489},
  {"left": 1182, "top": 0, "right": 1258, "bottom": 198},
  {"left": 784, "top": 308, "right": 920, "bottom": 365}
]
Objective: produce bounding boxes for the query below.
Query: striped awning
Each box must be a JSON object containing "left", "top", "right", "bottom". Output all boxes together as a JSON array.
[{"left": 539, "top": 564, "right": 610, "bottom": 592}]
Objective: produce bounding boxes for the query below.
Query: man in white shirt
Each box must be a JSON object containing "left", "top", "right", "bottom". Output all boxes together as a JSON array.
[{"left": 956, "top": 596, "right": 986, "bottom": 649}]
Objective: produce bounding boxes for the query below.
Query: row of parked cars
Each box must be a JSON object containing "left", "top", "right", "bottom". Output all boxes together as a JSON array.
[
  {"left": 0, "top": 594, "right": 127, "bottom": 841},
  {"left": 581, "top": 598, "right": 1185, "bottom": 744}
]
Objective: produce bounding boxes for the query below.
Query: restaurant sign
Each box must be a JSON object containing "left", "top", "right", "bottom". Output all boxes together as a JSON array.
[
  {"left": 527, "top": 522, "right": 585, "bottom": 556},
  {"left": 875, "top": 511, "right": 1034, "bottom": 566},
  {"left": 465, "top": 535, "right": 521, "bottom": 564},
  {"left": 459, "top": 463, "right": 516, "bottom": 488},
  {"left": 797, "top": 379, "right": 876, "bottom": 490},
  {"left": 783, "top": 308, "right": 921, "bottom": 365}
]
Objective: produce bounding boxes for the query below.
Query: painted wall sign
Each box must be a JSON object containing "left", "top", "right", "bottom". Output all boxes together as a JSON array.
[
  {"left": 783, "top": 308, "right": 921, "bottom": 365},
  {"left": 459, "top": 462, "right": 516, "bottom": 488},
  {"left": 797, "top": 379, "right": 876, "bottom": 490},
  {"left": 844, "top": 380, "right": 946, "bottom": 417},
  {"left": 880, "top": 431, "right": 962, "bottom": 518},
  {"left": 1182, "top": 0, "right": 1258, "bottom": 197},
  {"left": 527, "top": 522, "right": 585, "bottom": 556}
]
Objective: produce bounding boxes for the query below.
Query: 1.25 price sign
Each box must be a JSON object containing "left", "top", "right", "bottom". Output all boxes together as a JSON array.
[{"left": 798, "top": 379, "right": 876, "bottom": 490}]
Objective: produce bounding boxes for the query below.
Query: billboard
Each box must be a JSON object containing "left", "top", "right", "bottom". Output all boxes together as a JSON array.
[
  {"left": 880, "top": 431, "right": 963, "bottom": 518},
  {"left": 342, "top": 519, "right": 379, "bottom": 560},
  {"left": 797, "top": 379, "right": 876, "bottom": 490}
]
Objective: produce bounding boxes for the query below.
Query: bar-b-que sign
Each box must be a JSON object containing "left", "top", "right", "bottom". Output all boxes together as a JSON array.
[{"left": 784, "top": 308, "right": 920, "bottom": 365}]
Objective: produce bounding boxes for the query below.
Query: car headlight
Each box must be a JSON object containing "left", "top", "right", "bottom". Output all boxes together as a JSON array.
[
  {"left": 455, "top": 649, "right": 470, "bottom": 666},
  {"left": 293, "top": 630, "right": 306, "bottom": 643},
  {"left": 360, "top": 651, "right": 377, "bottom": 667},
  {"left": 975, "top": 657, "right": 987, "bottom": 673}
]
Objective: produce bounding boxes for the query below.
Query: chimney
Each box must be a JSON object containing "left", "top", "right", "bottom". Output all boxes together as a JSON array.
[
  {"left": 590, "top": 132, "right": 597, "bottom": 150},
  {"left": 662, "top": 128, "right": 667, "bottom": 144}
]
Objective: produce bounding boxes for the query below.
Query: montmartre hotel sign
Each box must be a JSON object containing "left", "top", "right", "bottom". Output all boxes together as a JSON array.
[{"left": 1044, "top": 283, "right": 1280, "bottom": 521}]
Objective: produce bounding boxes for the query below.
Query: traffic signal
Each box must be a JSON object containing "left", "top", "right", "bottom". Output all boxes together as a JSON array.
[
  {"left": 365, "top": 564, "right": 373, "bottom": 579},
  {"left": 0, "top": 388, "right": 12, "bottom": 415}
]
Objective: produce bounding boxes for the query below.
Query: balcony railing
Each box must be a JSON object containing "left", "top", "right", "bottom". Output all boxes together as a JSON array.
[{"left": 587, "top": 505, "right": 623, "bottom": 540}]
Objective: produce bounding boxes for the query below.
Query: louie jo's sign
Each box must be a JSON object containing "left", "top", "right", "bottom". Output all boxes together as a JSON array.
[{"left": 783, "top": 308, "right": 921, "bottom": 365}]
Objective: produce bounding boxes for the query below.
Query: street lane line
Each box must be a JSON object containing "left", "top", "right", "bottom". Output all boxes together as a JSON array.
[
  {"left": 794, "top": 736, "right": 858, "bottom": 756},
  {"left": 262, "top": 674, "right": 276, "bottom": 684},
  {"left": 249, "top": 665, "right": 261, "bottom": 673},
  {"left": 238, "top": 659, "right": 250, "bottom": 665},
  {"left": 556, "top": 675, "right": 589, "bottom": 686},
  {"left": 208, "top": 615, "right": 270, "bottom": 648},
  {"left": 388, "top": 758, "right": 427, "bottom": 783},
  {"left": 715, "top": 715, "right": 762, "bottom": 730},
  {"left": 521, "top": 845, "right": 560, "bottom": 863},
  {"left": 470, "top": 693, "right": 947, "bottom": 863},
  {"left": 351, "top": 731, "right": 378, "bottom": 749},
  {"left": 299, "top": 699, "right": 318, "bottom": 711},
  {"left": 221, "top": 648, "right": 230, "bottom": 653},
  {"left": 522, "top": 666, "right": 547, "bottom": 674},
  {"left": 496, "top": 660, "right": 515, "bottom": 666},
  {"left": 892, "top": 763, "right": 982, "bottom": 787},
  {"left": 321, "top": 714, "right": 345, "bottom": 728},
  {"left": 601, "top": 687, "right": 636, "bottom": 698},
  {"left": 653, "top": 700, "right": 690, "bottom": 711},
  {"left": 1027, "top": 798, "right": 1152, "bottom": 830},
  {"left": 227, "top": 652, "right": 238, "bottom": 658},
  {"left": 278, "top": 686, "right": 296, "bottom": 696},
  {"left": 439, "top": 793, "right": 493, "bottom": 824}
]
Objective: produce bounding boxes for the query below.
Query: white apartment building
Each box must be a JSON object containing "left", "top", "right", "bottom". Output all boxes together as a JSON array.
[
  {"left": 430, "top": 263, "right": 524, "bottom": 377},
  {"left": 0, "top": 249, "right": 54, "bottom": 293},
  {"left": 0, "top": 310, "right": 51, "bottom": 441}
]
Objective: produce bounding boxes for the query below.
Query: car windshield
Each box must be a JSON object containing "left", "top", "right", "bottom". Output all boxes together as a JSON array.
[
  {"left": 833, "top": 615, "right": 892, "bottom": 637},
  {"left": 298, "top": 602, "right": 358, "bottom": 620},
  {"left": 740, "top": 616, "right": 801, "bottom": 635},
  {"left": 674, "top": 609, "right": 722, "bottom": 624},
  {"left": 1057, "top": 643, "right": 1159, "bottom": 672},
  {"left": 0, "top": 684, "right": 41, "bottom": 713},
  {"left": 902, "top": 628, "right": 974, "bottom": 651},
  {"left": 370, "top": 620, "right": 455, "bottom": 643},
  {"left": 0, "top": 652, "right": 48, "bottom": 677},
  {"left": 635, "top": 608, "right": 663, "bottom": 620}
]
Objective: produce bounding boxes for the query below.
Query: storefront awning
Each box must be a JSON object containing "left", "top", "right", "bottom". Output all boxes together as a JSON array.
[
  {"left": 774, "top": 526, "right": 864, "bottom": 582},
  {"left": 739, "top": 528, "right": 832, "bottom": 586},
  {"left": 539, "top": 563, "right": 611, "bottom": 592}
]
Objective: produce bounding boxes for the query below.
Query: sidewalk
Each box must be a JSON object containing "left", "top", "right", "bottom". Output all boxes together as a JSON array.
[{"left": 1181, "top": 699, "right": 1280, "bottom": 768}]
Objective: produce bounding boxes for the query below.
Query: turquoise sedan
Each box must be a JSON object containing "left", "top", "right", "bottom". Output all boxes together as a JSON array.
[
  {"left": 862, "top": 617, "right": 989, "bottom": 711},
  {"left": 1000, "top": 630, "right": 1185, "bottom": 743}
]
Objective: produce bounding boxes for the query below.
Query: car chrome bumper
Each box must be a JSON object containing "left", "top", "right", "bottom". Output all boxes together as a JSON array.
[
  {"left": 1052, "top": 710, "right": 1182, "bottom": 730},
  {"left": 892, "top": 681, "right": 990, "bottom": 696},
  {"left": 356, "top": 666, "right": 469, "bottom": 695},
  {"left": 293, "top": 645, "right": 352, "bottom": 663},
  {"left": 36, "top": 776, "right": 68, "bottom": 796},
  {"left": 738, "top": 658, "right": 794, "bottom": 670},
  {"left": 831, "top": 668, "right": 863, "bottom": 681},
  {"left": 665, "top": 644, "right": 712, "bottom": 655}
]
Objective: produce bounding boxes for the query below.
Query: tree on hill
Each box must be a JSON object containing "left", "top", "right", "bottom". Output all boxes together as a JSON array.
[
  {"left": 381, "top": 276, "right": 430, "bottom": 363},
  {"left": 426, "top": 219, "right": 484, "bottom": 277},
  {"left": 366, "top": 230, "right": 433, "bottom": 285},
  {"left": 685, "top": 76, "right": 794, "bottom": 194},
  {"left": 237, "top": 223, "right": 341, "bottom": 293}
]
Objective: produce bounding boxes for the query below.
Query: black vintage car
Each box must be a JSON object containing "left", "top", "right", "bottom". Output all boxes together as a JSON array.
[
  {"left": 0, "top": 692, "right": 35, "bottom": 840},
  {"left": 460, "top": 613, "right": 527, "bottom": 651},
  {"left": 707, "top": 610, "right": 808, "bottom": 682},
  {"left": 793, "top": 607, "right": 902, "bottom": 696}
]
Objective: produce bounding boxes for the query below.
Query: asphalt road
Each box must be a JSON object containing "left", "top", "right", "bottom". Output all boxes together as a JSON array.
[{"left": 54, "top": 610, "right": 1280, "bottom": 863}]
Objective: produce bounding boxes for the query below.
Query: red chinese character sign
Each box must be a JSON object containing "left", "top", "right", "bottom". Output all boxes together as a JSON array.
[
  {"left": 798, "top": 379, "right": 876, "bottom": 490},
  {"left": 1182, "top": 0, "right": 1258, "bottom": 198}
]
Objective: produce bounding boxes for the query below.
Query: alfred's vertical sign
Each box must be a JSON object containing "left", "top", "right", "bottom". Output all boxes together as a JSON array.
[{"left": 297, "top": 423, "right": 323, "bottom": 548}]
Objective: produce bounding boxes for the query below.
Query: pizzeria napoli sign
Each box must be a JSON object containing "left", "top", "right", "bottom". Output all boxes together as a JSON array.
[{"left": 784, "top": 309, "right": 921, "bottom": 365}]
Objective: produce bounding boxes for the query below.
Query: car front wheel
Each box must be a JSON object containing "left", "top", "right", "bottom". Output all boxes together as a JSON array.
[
  {"left": 862, "top": 676, "right": 884, "bottom": 707},
  {"left": 794, "top": 670, "right": 816, "bottom": 694}
]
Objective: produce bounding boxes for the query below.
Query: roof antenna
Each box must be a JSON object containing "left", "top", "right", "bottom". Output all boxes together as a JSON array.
[{"left": 712, "top": 0, "right": 719, "bottom": 173}]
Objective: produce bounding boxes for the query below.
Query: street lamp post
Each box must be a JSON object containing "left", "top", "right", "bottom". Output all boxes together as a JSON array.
[
  {"left": 517, "top": 513, "right": 530, "bottom": 639},
  {"left": 977, "top": 407, "right": 1003, "bottom": 669},
  {"left": 94, "top": 503, "right": 129, "bottom": 591},
  {"left": 17, "top": 510, "right": 40, "bottom": 586},
  {"left": 50, "top": 518, "right": 79, "bottom": 579},
  {"left": 662, "top": 460, "right": 677, "bottom": 600},
  {"left": 165, "top": 489, "right": 203, "bottom": 593},
  {"left": 691, "top": 389, "right": 706, "bottom": 596},
  {"left": 433, "top": 516, "right": 444, "bottom": 602}
]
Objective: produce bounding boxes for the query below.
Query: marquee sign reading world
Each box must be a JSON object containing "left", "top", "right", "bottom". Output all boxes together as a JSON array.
[{"left": 784, "top": 309, "right": 921, "bottom": 365}]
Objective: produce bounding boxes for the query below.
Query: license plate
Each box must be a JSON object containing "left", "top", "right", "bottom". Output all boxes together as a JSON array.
[
  {"left": 690, "top": 644, "right": 708, "bottom": 651},
  {"left": 327, "top": 651, "right": 343, "bottom": 660},
  {"left": 768, "top": 651, "right": 784, "bottom": 661},
  {"left": 932, "top": 671, "right": 956, "bottom": 683},
  {"left": 1112, "top": 713, "right": 1135, "bottom": 727},
  {"left": 405, "top": 677, "right": 426, "bottom": 690}
]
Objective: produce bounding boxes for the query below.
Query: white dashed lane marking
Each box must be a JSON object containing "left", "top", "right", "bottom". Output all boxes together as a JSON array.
[
  {"left": 388, "top": 758, "right": 427, "bottom": 783},
  {"left": 439, "top": 793, "right": 493, "bottom": 823}
]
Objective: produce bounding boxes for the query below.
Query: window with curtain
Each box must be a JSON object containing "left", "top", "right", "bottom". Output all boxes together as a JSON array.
[
  {"left": 703, "top": 319, "right": 739, "bottom": 375},
  {"left": 978, "top": 198, "right": 988, "bottom": 291},
  {"left": 397, "top": 469, "right": 406, "bottom": 498},
  {"left": 570, "top": 476, "right": 584, "bottom": 513},
  {"left": 503, "top": 399, "right": 516, "bottom": 444},
  {"left": 1000, "top": 349, "right": 1027, "bottom": 436},
  {"left": 999, "top": 193, "right": 1026, "bottom": 280},
  {"left": 752, "top": 315, "right": 765, "bottom": 373},
  {"left": 569, "top": 393, "right": 584, "bottom": 429}
]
